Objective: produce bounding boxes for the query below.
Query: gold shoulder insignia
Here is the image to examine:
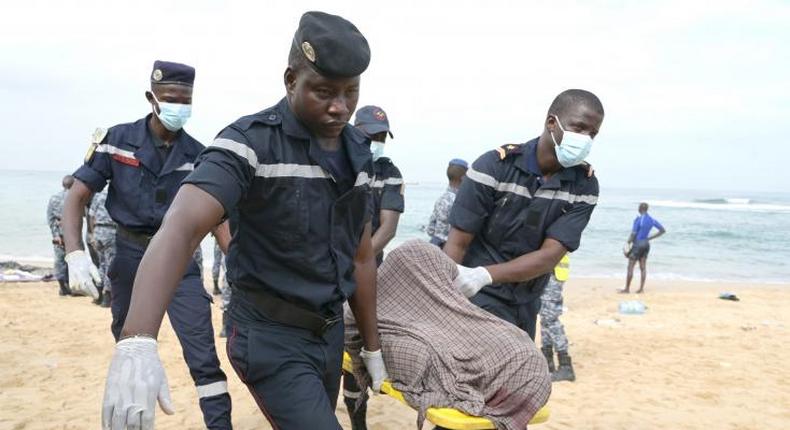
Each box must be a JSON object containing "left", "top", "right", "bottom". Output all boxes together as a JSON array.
[
  {"left": 92, "top": 127, "right": 108, "bottom": 144},
  {"left": 85, "top": 127, "right": 108, "bottom": 162},
  {"left": 495, "top": 147, "right": 506, "bottom": 160}
]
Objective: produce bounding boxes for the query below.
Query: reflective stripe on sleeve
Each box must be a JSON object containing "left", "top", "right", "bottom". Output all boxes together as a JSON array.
[
  {"left": 370, "top": 177, "right": 404, "bottom": 188},
  {"left": 211, "top": 138, "right": 259, "bottom": 169}
]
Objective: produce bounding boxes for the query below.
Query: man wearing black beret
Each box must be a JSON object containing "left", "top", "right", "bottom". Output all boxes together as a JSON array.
[
  {"left": 100, "top": 12, "right": 387, "bottom": 429},
  {"left": 64, "top": 60, "right": 233, "bottom": 429}
]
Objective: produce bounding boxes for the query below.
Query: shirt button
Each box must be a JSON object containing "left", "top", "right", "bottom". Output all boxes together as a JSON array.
[{"left": 268, "top": 114, "right": 277, "bottom": 121}]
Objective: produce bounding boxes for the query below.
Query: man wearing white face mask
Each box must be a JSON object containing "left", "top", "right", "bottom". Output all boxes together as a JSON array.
[
  {"left": 353, "top": 105, "right": 404, "bottom": 264},
  {"left": 62, "top": 60, "right": 233, "bottom": 429},
  {"left": 443, "top": 89, "right": 604, "bottom": 352}
]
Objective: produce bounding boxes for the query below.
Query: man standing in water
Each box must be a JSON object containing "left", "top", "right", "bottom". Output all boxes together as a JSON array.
[{"left": 621, "top": 202, "right": 666, "bottom": 294}]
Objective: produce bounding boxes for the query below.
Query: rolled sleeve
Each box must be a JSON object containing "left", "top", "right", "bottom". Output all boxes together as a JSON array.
[
  {"left": 73, "top": 145, "right": 113, "bottom": 193},
  {"left": 653, "top": 218, "right": 665, "bottom": 231},
  {"left": 182, "top": 127, "right": 256, "bottom": 215},
  {"left": 448, "top": 151, "right": 500, "bottom": 234},
  {"left": 546, "top": 177, "right": 599, "bottom": 252}
]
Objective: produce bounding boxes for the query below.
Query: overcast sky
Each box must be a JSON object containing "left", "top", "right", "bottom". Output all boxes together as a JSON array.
[{"left": 2, "top": 0, "right": 788, "bottom": 192}]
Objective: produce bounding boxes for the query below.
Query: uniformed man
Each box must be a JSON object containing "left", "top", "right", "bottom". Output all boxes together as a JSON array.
[
  {"left": 62, "top": 60, "right": 233, "bottom": 429},
  {"left": 425, "top": 158, "right": 468, "bottom": 247},
  {"left": 88, "top": 190, "right": 116, "bottom": 307},
  {"left": 444, "top": 89, "right": 604, "bottom": 341},
  {"left": 99, "top": 12, "right": 387, "bottom": 430},
  {"left": 539, "top": 254, "right": 575, "bottom": 381},
  {"left": 342, "top": 105, "right": 403, "bottom": 429},
  {"left": 354, "top": 105, "right": 404, "bottom": 262},
  {"left": 47, "top": 175, "right": 74, "bottom": 296}
]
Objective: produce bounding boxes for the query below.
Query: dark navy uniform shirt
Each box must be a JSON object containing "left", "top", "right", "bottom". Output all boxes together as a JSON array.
[
  {"left": 184, "top": 98, "right": 373, "bottom": 315},
  {"left": 448, "top": 138, "right": 599, "bottom": 304},
  {"left": 370, "top": 157, "right": 404, "bottom": 262},
  {"left": 73, "top": 114, "right": 204, "bottom": 234}
]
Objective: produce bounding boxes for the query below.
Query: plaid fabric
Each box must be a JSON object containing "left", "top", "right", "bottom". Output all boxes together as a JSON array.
[{"left": 345, "top": 240, "right": 551, "bottom": 429}]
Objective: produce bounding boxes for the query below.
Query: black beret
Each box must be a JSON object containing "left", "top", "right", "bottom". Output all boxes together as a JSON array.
[
  {"left": 293, "top": 11, "right": 370, "bottom": 78},
  {"left": 150, "top": 60, "right": 195, "bottom": 87}
]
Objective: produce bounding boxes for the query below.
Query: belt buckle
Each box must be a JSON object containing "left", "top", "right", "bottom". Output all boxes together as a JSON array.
[{"left": 317, "top": 315, "right": 342, "bottom": 336}]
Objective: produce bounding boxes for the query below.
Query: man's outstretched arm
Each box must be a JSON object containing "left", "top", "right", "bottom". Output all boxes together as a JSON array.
[
  {"left": 121, "top": 184, "right": 224, "bottom": 339},
  {"left": 349, "top": 222, "right": 389, "bottom": 391},
  {"left": 484, "top": 238, "right": 566, "bottom": 284}
]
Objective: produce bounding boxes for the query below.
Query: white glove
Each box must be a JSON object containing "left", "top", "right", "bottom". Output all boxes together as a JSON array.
[
  {"left": 102, "top": 336, "right": 174, "bottom": 430},
  {"left": 360, "top": 348, "right": 389, "bottom": 392},
  {"left": 64, "top": 250, "right": 101, "bottom": 299},
  {"left": 453, "top": 265, "right": 493, "bottom": 298}
]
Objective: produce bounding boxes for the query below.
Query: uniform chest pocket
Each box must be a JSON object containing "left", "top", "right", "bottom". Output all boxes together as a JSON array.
[
  {"left": 485, "top": 194, "right": 526, "bottom": 248},
  {"left": 110, "top": 163, "right": 145, "bottom": 212},
  {"left": 251, "top": 181, "right": 309, "bottom": 244}
]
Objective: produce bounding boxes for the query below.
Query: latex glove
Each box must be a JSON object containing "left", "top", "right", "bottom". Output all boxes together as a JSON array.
[
  {"left": 360, "top": 348, "right": 389, "bottom": 392},
  {"left": 453, "top": 265, "right": 492, "bottom": 298},
  {"left": 64, "top": 250, "right": 101, "bottom": 299},
  {"left": 102, "top": 336, "right": 174, "bottom": 430}
]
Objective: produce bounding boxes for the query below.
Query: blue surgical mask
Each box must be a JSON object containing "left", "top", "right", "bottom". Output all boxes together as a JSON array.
[
  {"left": 150, "top": 92, "right": 192, "bottom": 132},
  {"left": 370, "top": 141, "right": 385, "bottom": 161},
  {"left": 550, "top": 115, "right": 593, "bottom": 168}
]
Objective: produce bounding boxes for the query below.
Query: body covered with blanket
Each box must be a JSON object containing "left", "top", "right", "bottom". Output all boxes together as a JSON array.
[{"left": 345, "top": 240, "right": 551, "bottom": 429}]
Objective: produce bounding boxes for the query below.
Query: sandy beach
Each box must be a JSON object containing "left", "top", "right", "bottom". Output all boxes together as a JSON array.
[{"left": 1, "top": 277, "right": 788, "bottom": 430}]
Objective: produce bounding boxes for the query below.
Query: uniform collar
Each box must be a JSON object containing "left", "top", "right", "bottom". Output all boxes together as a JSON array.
[
  {"left": 277, "top": 98, "right": 311, "bottom": 140},
  {"left": 276, "top": 97, "right": 372, "bottom": 176},
  {"left": 520, "top": 137, "right": 579, "bottom": 189},
  {"left": 128, "top": 114, "right": 195, "bottom": 176}
]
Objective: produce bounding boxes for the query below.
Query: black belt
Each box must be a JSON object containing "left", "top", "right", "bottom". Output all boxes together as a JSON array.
[
  {"left": 116, "top": 226, "right": 154, "bottom": 248},
  {"left": 95, "top": 223, "right": 116, "bottom": 228},
  {"left": 236, "top": 286, "right": 342, "bottom": 337}
]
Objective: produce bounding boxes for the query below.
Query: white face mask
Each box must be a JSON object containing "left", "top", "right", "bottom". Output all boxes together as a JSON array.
[
  {"left": 150, "top": 91, "right": 192, "bottom": 132},
  {"left": 370, "top": 141, "right": 385, "bottom": 161},
  {"left": 550, "top": 115, "right": 593, "bottom": 167}
]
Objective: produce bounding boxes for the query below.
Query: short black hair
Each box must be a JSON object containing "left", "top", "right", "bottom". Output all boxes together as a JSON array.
[
  {"left": 548, "top": 89, "right": 604, "bottom": 118},
  {"left": 288, "top": 40, "right": 310, "bottom": 73},
  {"left": 447, "top": 164, "right": 467, "bottom": 182},
  {"left": 639, "top": 202, "right": 649, "bottom": 212}
]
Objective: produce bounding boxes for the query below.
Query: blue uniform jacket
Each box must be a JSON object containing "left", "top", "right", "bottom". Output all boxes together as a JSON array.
[
  {"left": 184, "top": 98, "right": 373, "bottom": 315},
  {"left": 449, "top": 138, "right": 599, "bottom": 304},
  {"left": 73, "top": 114, "right": 205, "bottom": 234}
]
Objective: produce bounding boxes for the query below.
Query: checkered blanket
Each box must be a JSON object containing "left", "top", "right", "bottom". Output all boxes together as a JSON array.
[{"left": 345, "top": 240, "right": 551, "bottom": 429}]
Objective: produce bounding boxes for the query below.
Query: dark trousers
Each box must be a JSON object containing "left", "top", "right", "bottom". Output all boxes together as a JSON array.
[
  {"left": 108, "top": 236, "right": 232, "bottom": 429},
  {"left": 343, "top": 370, "right": 368, "bottom": 430},
  {"left": 226, "top": 292, "right": 344, "bottom": 429},
  {"left": 471, "top": 290, "right": 543, "bottom": 340}
]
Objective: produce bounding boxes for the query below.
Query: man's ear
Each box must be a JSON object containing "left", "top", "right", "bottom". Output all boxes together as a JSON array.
[
  {"left": 545, "top": 115, "right": 557, "bottom": 133},
  {"left": 284, "top": 67, "right": 297, "bottom": 95}
]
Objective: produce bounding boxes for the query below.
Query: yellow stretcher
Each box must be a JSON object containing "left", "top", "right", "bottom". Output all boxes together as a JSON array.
[{"left": 342, "top": 352, "right": 550, "bottom": 429}]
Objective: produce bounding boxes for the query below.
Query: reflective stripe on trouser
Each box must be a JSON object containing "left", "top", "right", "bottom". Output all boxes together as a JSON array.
[
  {"left": 471, "top": 290, "right": 543, "bottom": 340},
  {"left": 226, "top": 298, "right": 343, "bottom": 430},
  {"left": 108, "top": 236, "right": 232, "bottom": 429},
  {"left": 539, "top": 277, "right": 569, "bottom": 352}
]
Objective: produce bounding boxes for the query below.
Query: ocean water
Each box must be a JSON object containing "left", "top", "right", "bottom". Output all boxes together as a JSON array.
[{"left": 1, "top": 169, "right": 788, "bottom": 283}]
